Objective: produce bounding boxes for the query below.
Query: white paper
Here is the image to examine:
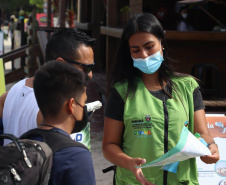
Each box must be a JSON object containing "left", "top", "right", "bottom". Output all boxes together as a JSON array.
[{"left": 138, "top": 126, "right": 211, "bottom": 169}]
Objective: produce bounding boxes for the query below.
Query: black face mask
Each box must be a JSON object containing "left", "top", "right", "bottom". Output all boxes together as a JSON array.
[{"left": 72, "top": 105, "right": 88, "bottom": 133}]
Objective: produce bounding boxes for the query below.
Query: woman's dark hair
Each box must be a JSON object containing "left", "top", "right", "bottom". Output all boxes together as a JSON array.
[{"left": 109, "top": 12, "right": 181, "bottom": 96}]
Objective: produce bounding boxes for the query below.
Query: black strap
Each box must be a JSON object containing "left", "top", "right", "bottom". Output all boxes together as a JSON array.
[
  {"left": 0, "top": 133, "right": 23, "bottom": 152},
  {"left": 102, "top": 165, "right": 115, "bottom": 173},
  {"left": 20, "top": 128, "right": 88, "bottom": 153},
  {"left": 102, "top": 165, "right": 116, "bottom": 185}
]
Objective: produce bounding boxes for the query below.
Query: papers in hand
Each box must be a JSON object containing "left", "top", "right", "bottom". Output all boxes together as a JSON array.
[{"left": 137, "top": 126, "right": 211, "bottom": 169}]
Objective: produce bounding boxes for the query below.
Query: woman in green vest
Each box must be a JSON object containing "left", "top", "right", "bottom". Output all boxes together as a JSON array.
[{"left": 102, "top": 13, "right": 219, "bottom": 185}]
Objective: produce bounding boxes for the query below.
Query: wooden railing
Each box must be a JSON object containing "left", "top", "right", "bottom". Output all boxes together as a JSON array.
[{"left": 0, "top": 45, "right": 28, "bottom": 84}]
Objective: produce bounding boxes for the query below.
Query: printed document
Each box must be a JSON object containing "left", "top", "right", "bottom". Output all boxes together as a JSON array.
[{"left": 137, "top": 126, "right": 211, "bottom": 169}]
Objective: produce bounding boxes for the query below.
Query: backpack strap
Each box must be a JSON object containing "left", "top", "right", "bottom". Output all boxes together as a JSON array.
[
  {"left": 20, "top": 128, "right": 88, "bottom": 153},
  {"left": 102, "top": 165, "right": 116, "bottom": 185}
]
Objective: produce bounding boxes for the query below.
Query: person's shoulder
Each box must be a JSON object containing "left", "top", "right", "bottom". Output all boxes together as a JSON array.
[
  {"left": 56, "top": 145, "right": 92, "bottom": 169},
  {"left": 56, "top": 145, "right": 89, "bottom": 158},
  {"left": 177, "top": 21, "right": 187, "bottom": 31},
  {"left": 113, "top": 80, "right": 128, "bottom": 88},
  {"left": 113, "top": 80, "right": 129, "bottom": 101},
  {"left": 113, "top": 80, "right": 128, "bottom": 92},
  {"left": 51, "top": 145, "right": 94, "bottom": 185},
  {"left": 52, "top": 145, "right": 90, "bottom": 167},
  {"left": 11, "top": 79, "right": 26, "bottom": 88},
  {"left": 6, "top": 79, "right": 26, "bottom": 95},
  {"left": 0, "top": 91, "right": 8, "bottom": 117},
  {"left": 113, "top": 77, "right": 141, "bottom": 88},
  {"left": 172, "top": 75, "right": 199, "bottom": 88},
  {"left": 25, "top": 77, "right": 34, "bottom": 88},
  {"left": 172, "top": 75, "right": 195, "bottom": 81},
  {"left": 0, "top": 91, "right": 9, "bottom": 106},
  {"left": 69, "top": 145, "right": 89, "bottom": 153}
]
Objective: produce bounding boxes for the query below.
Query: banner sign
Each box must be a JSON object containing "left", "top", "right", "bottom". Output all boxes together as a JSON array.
[
  {"left": 197, "top": 114, "right": 226, "bottom": 185},
  {"left": 0, "top": 58, "right": 6, "bottom": 96},
  {"left": 36, "top": 13, "right": 53, "bottom": 27}
]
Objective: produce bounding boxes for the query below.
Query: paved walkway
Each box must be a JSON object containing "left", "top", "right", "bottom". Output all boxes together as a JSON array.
[{"left": 2, "top": 26, "right": 114, "bottom": 184}]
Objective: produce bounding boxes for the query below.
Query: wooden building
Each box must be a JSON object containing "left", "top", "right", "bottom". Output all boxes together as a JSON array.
[
  {"left": 73, "top": 0, "right": 226, "bottom": 103},
  {"left": 4, "top": 0, "right": 222, "bottom": 109}
]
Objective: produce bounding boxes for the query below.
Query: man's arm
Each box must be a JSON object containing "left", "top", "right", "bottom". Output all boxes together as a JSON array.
[
  {"left": 0, "top": 91, "right": 8, "bottom": 144},
  {"left": 0, "top": 91, "right": 8, "bottom": 118}
]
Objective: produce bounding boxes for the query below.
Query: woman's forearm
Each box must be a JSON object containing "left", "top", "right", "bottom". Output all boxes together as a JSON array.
[{"left": 102, "top": 143, "right": 133, "bottom": 170}]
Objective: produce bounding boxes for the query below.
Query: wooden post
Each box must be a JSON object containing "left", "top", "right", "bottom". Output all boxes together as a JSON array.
[
  {"left": 19, "top": 10, "right": 25, "bottom": 67},
  {"left": 59, "top": 0, "right": 66, "bottom": 28},
  {"left": 107, "top": 0, "right": 118, "bottom": 27},
  {"left": 47, "top": 0, "right": 51, "bottom": 38},
  {"left": 91, "top": 0, "right": 103, "bottom": 72},
  {"left": 105, "top": 0, "right": 119, "bottom": 78},
  {"left": 105, "top": 0, "right": 142, "bottom": 79},
  {"left": 77, "top": 0, "right": 81, "bottom": 22},
  {"left": 77, "top": 0, "right": 89, "bottom": 23},
  {"left": 129, "top": 0, "right": 143, "bottom": 18},
  {"left": 27, "top": 5, "right": 37, "bottom": 77},
  {"left": 47, "top": 0, "right": 51, "bottom": 28}
]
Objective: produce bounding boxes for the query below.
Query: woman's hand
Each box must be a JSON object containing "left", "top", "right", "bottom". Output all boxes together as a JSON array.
[
  {"left": 103, "top": 117, "right": 155, "bottom": 184},
  {"left": 129, "top": 158, "right": 155, "bottom": 185},
  {"left": 194, "top": 110, "right": 220, "bottom": 164},
  {"left": 200, "top": 143, "right": 220, "bottom": 164}
]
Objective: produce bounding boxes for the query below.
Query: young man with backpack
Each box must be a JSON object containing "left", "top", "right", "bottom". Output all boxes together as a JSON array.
[
  {"left": 0, "top": 60, "right": 96, "bottom": 184},
  {"left": 29, "top": 60, "right": 96, "bottom": 184},
  {"left": 32, "top": 60, "right": 96, "bottom": 184}
]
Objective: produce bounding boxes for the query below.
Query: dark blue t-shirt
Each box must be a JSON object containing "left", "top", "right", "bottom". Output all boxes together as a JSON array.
[{"left": 31, "top": 127, "right": 96, "bottom": 185}]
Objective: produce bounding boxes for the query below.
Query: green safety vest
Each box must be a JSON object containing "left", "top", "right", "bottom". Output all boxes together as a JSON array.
[{"left": 114, "top": 76, "right": 199, "bottom": 185}]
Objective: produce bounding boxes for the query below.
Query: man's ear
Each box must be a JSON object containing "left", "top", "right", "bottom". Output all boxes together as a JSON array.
[
  {"left": 56, "top": 57, "right": 66, "bottom": 63},
  {"left": 67, "top": 98, "right": 75, "bottom": 114}
]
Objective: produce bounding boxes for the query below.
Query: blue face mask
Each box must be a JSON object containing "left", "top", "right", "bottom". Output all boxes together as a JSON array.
[{"left": 132, "top": 47, "right": 164, "bottom": 74}]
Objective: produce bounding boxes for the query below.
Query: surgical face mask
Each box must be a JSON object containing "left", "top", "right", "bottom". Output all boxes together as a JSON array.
[
  {"left": 72, "top": 105, "right": 88, "bottom": 133},
  {"left": 181, "top": 13, "right": 188, "bottom": 19},
  {"left": 132, "top": 44, "right": 164, "bottom": 74}
]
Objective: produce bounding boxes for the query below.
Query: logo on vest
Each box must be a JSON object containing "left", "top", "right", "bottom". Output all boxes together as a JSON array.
[
  {"left": 131, "top": 115, "right": 153, "bottom": 137},
  {"left": 145, "top": 115, "right": 151, "bottom": 122},
  {"left": 131, "top": 115, "right": 154, "bottom": 126},
  {"left": 134, "top": 130, "right": 151, "bottom": 136},
  {"left": 184, "top": 120, "right": 189, "bottom": 127}
]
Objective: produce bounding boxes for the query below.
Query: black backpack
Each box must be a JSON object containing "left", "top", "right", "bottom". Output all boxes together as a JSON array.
[{"left": 0, "top": 128, "right": 87, "bottom": 185}]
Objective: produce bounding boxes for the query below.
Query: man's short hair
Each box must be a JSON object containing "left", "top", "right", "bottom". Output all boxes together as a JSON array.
[
  {"left": 45, "top": 28, "right": 96, "bottom": 62},
  {"left": 34, "top": 60, "right": 87, "bottom": 118}
]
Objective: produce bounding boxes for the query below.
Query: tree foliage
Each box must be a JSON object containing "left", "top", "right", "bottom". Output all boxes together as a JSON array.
[
  {"left": 29, "top": 0, "right": 44, "bottom": 9},
  {"left": 0, "top": 0, "right": 44, "bottom": 17},
  {"left": 0, "top": 0, "right": 30, "bottom": 12}
]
